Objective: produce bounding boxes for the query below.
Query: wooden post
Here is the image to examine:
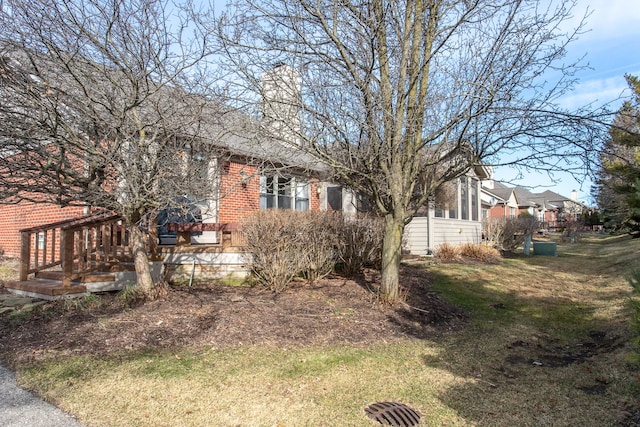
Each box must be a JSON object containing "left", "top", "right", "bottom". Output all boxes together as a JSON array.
[
  {"left": 19, "top": 231, "right": 31, "bottom": 281},
  {"left": 51, "top": 229, "right": 57, "bottom": 266},
  {"left": 103, "top": 223, "right": 112, "bottom": 262},
  {"left": 61, "top": 229, "right": 75, "bottom": 287},
  {"left": 148, "top": 212, "right": 159, "bottom": 259}
]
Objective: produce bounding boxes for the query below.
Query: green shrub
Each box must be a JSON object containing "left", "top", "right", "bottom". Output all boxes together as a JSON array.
[
  {"left": 64, "top": 293, "right": 102, "bottom": 311},
  {"left": 118, "top": 283, "right": 145, "bottom": 307}
]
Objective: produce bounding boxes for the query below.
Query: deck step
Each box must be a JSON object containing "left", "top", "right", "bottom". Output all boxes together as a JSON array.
[
  {"left": 35, "top": 271, "right": 117, "bottom": 283},
  {"left": 4, "top": 280, "right": 87, "bottom": 297}
]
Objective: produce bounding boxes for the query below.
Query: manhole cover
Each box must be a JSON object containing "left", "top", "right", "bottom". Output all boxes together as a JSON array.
[{"left": 365, "top": 401, "right": 421, "bottom": 427}]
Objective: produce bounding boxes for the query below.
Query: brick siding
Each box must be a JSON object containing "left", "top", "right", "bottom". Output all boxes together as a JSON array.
[
  {"left": 0, "top": 203, "right": 86, "bottom": 258},
  {"left": 0, "top": 160, "right": 323, "bottom": 258}
]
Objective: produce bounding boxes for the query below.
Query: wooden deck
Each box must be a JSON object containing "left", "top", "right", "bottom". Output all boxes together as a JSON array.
[{"left": 6, "top": 211, "right": 248, "bottom": 300}]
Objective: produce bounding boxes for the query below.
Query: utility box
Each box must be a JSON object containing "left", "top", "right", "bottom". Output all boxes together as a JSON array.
[{"left": 533, "top": 242, "right": 557, "bottom": 256}]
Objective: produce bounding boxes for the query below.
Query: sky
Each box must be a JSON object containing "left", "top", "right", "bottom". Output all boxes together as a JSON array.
[
  {"left": 209, "top": 0, "right": 638, "bottom": 204},
  {"left": 492, "top": 0, "right": 640, "bottom": 204}
]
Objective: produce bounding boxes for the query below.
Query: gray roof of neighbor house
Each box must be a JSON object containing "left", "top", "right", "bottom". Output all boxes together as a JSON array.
[
  {"left": 489, "top": 182, "right": 577, "bottom": 211},
  {"left": 487, "top": 181, "right": 515, "bottom": 203}
]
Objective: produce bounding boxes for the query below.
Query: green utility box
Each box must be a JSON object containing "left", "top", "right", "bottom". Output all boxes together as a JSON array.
[{"left": 533, "top": 242, "right": 557, "bottom": 256}]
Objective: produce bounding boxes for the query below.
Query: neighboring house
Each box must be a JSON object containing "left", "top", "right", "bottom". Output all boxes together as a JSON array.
[
  {"left": 483, "top": 181, "right": 519, "bottom": 219},
  {"left": 403, "top": 164, "right": 491, "bottom": 255},
  {"left": 403, "top": 175, "right": 588, "bottom": 256},
  {"left": 481, "top": 180, "right": 585, "bottom": 229}
]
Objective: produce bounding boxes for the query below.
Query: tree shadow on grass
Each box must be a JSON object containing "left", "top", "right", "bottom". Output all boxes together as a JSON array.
[{"left": 388, "top": 260, "right": 637, "bottom": 426}]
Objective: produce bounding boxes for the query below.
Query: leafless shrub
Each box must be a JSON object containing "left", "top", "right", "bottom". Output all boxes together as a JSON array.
[
  {"left": 242, "top": 210, "right": 340, "bottom": 291},
  {"left": 242, "top": 210, "right": 384, "bottom": 290},
  {"left": 296, "top": 211, "right": 341, "bottom": 284},
  {"left": 434, "top": 243, "right": 460, "bottom": 261},
  {"left": 561, "top": 219, "right": 582, "bottom": 243},
  {"left": 459, "top": 243, "right": 501, "bottom": 263},
  {"left": 242, "top": 210, "right": 306, "bottom": 292},
  {"left": 484, "top": 216, "right": 539, "bottom": 253},
  {"left": 335, "top": 215, "right": 384, "bottom": 276}
]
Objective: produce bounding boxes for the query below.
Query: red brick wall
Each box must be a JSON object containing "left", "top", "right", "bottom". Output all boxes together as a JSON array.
[
  {"left": 218, "top": 161, "right": 323, "bottom": 224},
  {"left": 0, "top": 161, "right": 324, "bottom": 257},
  {"left": 218, "top": 162, "right": 261, "bottom": 223},
  {"left": 309, "top": 178, "right": 321, "bottom": 211},
  {"left": 0, "top": 202, "right": 86, "bottom": 258}
]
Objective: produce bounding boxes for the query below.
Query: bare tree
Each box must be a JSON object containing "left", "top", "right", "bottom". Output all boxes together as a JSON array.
[
  {"left": 0, "top": 0, "right": 232, "bottom": 296},
  {"left": 217, "top": 0, "right": 609, "bottom": 302}
]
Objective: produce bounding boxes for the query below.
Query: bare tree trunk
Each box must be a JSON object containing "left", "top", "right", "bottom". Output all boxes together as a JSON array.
[
  {"left": 379, "top": 213, "right": 405, "bottom": 303},
  {"left": 129, "top": 224, "right": 154, "bottom": 296}
]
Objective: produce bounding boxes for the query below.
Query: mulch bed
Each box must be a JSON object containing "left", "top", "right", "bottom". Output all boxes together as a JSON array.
[{"left": 0, "top": 266, "right": 467, "bottom": 366}]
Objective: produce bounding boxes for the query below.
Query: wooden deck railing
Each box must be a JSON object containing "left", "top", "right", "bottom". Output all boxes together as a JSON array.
[
  {"left": 166, "top": 222, "right": 247, "bottom": 247},
  {"left": 19, "top": 214, "right": 247, "bottom": 289},
  {"left": 19, "top": 211, "right": 130, "bottom": 286}
]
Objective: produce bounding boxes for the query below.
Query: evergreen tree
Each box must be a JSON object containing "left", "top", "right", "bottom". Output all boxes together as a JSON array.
[{"left": 593, "top": 75, "right": 640, "bottom": 235}]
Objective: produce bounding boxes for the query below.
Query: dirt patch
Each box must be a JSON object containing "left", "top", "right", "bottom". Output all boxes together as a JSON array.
[
  {"left": 0, "top": 267, "right": 467, "bottom": 366},
  {"left": 504, "top": 331, "right": 628, "bottom": 369}
]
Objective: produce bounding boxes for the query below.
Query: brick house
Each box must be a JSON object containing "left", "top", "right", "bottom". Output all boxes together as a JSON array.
[
  {"left": 0, "top": 61, "right": 362, "bottom": 295},
  {"left": 480, "top": 180, "right": 585, "bottom": 229}
]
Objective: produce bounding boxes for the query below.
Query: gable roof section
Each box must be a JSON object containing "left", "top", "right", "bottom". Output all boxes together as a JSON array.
[
  {"left": 0, "top": 45, "right": 326, "bottom": 177},
  {"left": 488, "top": 182, "right": 579, "bottom": 211},
  {"left": 487, "top": 181, "right": 515, "bottom": 203}
]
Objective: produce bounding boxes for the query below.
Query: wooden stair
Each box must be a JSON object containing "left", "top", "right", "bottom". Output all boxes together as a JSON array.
[
  {"left": 35, "top": 270, "right": 117, "bottom": 283},
  {"left": 4, "top": 279, "right": 88, "bottom": 298},
  {"left": 5, "top": 262, "right": 136, "bottom": 300}
]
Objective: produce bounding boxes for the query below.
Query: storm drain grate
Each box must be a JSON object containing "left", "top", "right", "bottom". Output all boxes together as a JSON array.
[{"left": 364, "top": 401, "right": 421, "bottom": 427}]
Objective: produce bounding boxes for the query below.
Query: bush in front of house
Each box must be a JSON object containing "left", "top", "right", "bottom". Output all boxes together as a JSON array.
[
  {"left": 334, "top": 214, "right": 384, "bottom": 276},
  {"left": 434, "top": 242, "right": 459, "bottom": 261},
  {"left": 295, "top": 211, "right": 341, "bottom": 284},
  {"left": 241, "top": 210, "right": 383, "bottom": 292},
  {"left": 459, "top": 243, "right": 501, "bottom": 263},
  {"left": 242, "top": 210, "right": 324, "bottom": 292},
  {"left": 483, "top": 216, "right": 538, "bottom": 253}
]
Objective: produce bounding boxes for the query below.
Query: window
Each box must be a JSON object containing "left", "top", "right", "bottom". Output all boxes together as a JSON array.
[
  {"left": 434, "top": 207, "right": 445, "bottom": 218},
  {"left": 295, "top": 181, "right": 309, "bottom": 210},
  {"left": 460, "top": 177, "right": 469, "bottom": 220},
  {"left": 509, "top": 207, "right": 515, "bottom": 218},
  {"left": 327, "top": 186, "right": 343, "bottom": 211},
  {"left": 36, "top": 232, "right": 45, "bottom": 250},
  {"left": 260, "top": 175, "right": 309, "bottom": 211},
  {"left": 471, "top": 178, "right": 478, "bottom": 221}
]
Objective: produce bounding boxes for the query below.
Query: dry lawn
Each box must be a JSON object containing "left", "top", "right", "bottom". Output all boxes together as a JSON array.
[{"left": 1, "top": 233, "right": 639, "bottom": 426}]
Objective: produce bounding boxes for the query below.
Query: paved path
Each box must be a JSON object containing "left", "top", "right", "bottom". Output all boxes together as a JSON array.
[{"left": 0, "top": 363, "right": 85, "bottom": 427}]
